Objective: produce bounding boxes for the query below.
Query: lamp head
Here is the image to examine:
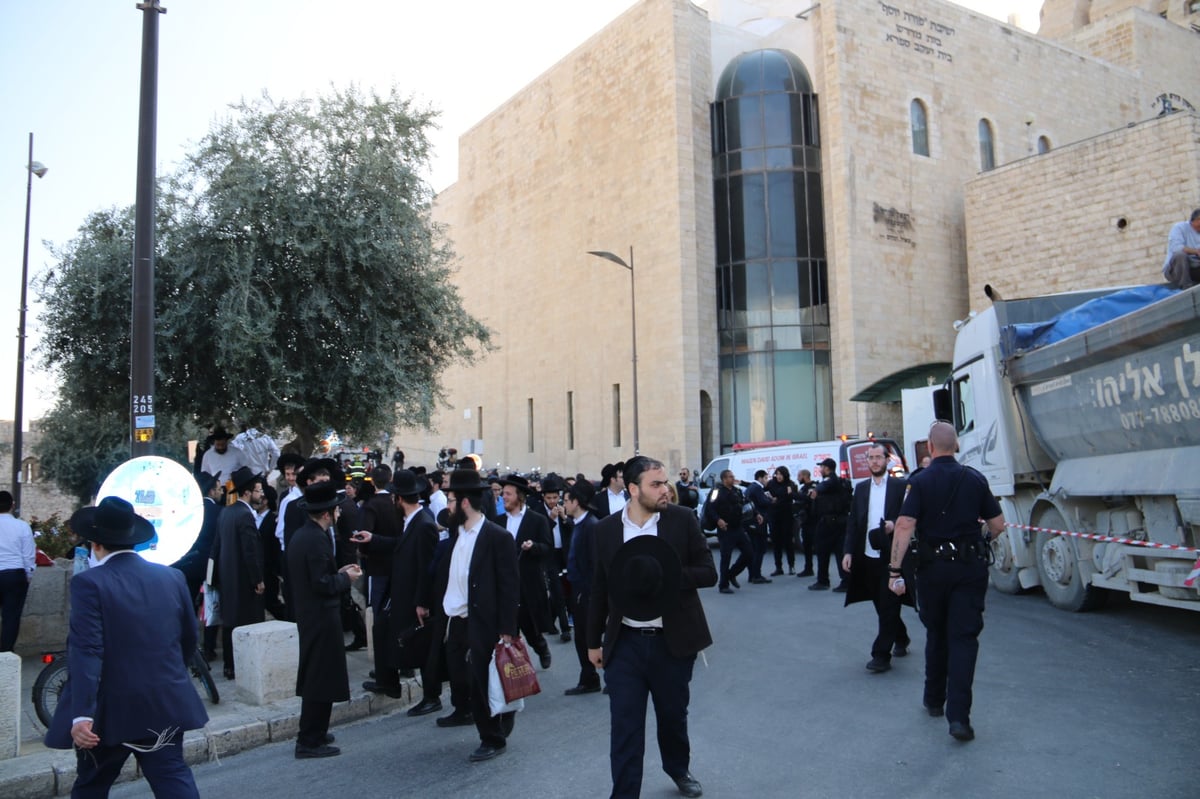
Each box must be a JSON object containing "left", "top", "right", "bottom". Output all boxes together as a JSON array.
[{"left": 29, "top": 161, "right": 47, "bottom": 179}]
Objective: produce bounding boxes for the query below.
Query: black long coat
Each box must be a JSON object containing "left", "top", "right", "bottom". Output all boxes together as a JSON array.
[
  {"left": 287, "top": 518, "right": 352, "bottom": 702},
  {"left": 364, "top": 508, "right": 438, "bottom": 628},
  {"left": 511, "top": 508, "right": 554, "bottom": 630},
  {"left": 432, "top": 518, "right": 520, "bottom": 657},
  {"left": 842, "top": 476, "right": 914, "bottom": 608},
  {"left": 210, "top": 500, "right": 265, "bottom": 628}
]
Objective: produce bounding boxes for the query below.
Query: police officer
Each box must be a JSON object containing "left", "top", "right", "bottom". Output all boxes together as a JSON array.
[{"left": 888, "top": 422, "right": 1004, "bottom": 742}]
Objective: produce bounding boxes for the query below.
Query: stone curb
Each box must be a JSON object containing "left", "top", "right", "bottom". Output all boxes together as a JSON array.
[{"left": 0, "top": 679, "right": 417, "bottom": 798}]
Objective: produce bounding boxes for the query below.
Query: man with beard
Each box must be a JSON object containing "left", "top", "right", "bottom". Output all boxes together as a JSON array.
[
  {"left": 433, "top": 468, "right": 520, "bottom": 762},
  {"left": 209, "top": 467, "right": 266, "bottom": 680},
  {"left": 564, "top": 479, "right": 601, "bottom": 695},
  {"left": 288, "top": 480, "right": 363, "bottom": 758},
  {"left": 497, "top": 474, "right": 555, "bottom": 669},
  {"left": 201, "top": 428, "right": 246, "bottom": 488},
  {"left": 841, "top": 444, "right": 911, "bottom": 673},
  {"left": 588, "top": 456, "right": 716, "bottom": 798}
]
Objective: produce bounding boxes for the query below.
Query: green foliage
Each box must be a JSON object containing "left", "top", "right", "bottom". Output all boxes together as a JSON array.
[
  {"left": 34, "top": 85, "right": 491, "bottom": 493},
  {"left": 29, "top": 513, "right": 74, "bottom": 560}
]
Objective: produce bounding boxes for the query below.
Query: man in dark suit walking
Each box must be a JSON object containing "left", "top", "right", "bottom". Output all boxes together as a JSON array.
[
  {"left": 209, "top": 466, "right": 266, "bottom": 680},
  {"left": 46, "top": 497, "right": 209, "bottom": 797},
  {"left": 288, "top": 480, "right": 363, "bottom": 758},
  {"left": 588, "top": 456, "right": 717, "bottom": 799},
  {"left": 842, "top": 443, "right": 912, "bottom": 673},
  {"left": 433, "top": 468, "right": 520, "bottom": 763},
  {"left": 564, "top": 479, "right": 600, "bottom": 695},
  {"left": 498, "top": 473, "right": 554, "bottom": 669}
]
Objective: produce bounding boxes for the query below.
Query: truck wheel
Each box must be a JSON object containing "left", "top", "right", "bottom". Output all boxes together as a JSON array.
[
  {"left": 1035, "top": 508, "right": 1107, "bottom": 612},
  {"left": 988, "top": 533, "right": 1024, "bottom": 594}
]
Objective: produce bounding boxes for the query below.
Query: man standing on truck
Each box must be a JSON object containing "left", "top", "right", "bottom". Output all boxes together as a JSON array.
[
  {"left": 1162, "top": 208, "right": 1200, "bottom": 290},
  {"left": 888, "top": 422, "right": 1005, "bottom": 743}
]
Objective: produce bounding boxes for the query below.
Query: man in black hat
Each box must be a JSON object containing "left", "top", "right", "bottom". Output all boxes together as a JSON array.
[
  {"left": 563, "top": 478, "right": 601, "bottom": 695},
  {"left": 591, "top": 462, "right": 627, "bottom": 519},
  {"left": 498, "top": 473, "right": 554, "bottom": 669},
  {"left": 588, "top": 456, "right": 717, "bottom": 799},
  {"left": 209, "top": 466, "right": 266, "bottom": 680},
  {"left": 200, "top": 427, "right": 246, "bottom": 487},
  {"left": 808, "top": 457, "right": 852, "bottom": 591},
  {"left": 352, "top": 469, "right": 439, "bottom": 705},
  {"left": 432, "top": 468, "right": 520, "bottom": 763},
  {"left": 46, "top": 497, "right": 208, "bottom": 796},
  {"left": 288, "top": 480, "right": 364, "bottom": 758},
  {"left": 169, "top": 471, "right": 224, "bottom": 660},
  {"left": 538, "top": 473, "right": 572, "bottom": 642}
]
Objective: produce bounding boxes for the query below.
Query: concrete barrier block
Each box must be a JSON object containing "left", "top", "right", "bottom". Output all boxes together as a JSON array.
[
  {"left": 206, "top": 721, "right": 269, "bottom": 758},
  {"left": 267, "top": 713, "right": 299, "bottom": 742},
  {"left": 0, "top": 750, "right": 57, "bottom": 798},
  {"left": 231, "top": 620, "right": 298, "bottom": 705},
  {"left": 330, "top": 694, "right": 372, "bottom": 726},
  {"left": 13, "top": 566, "right": 69, "bottom": 657},
  {"left": 180, "top": 729, "right": 210, "bottom": 767},
  {"left": 0, "top": 652, "right": 21, "bottom": 760}
]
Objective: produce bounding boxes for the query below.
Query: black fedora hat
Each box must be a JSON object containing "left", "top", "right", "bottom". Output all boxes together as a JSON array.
[
  {"left": 497, "top": 473, "right": 531, "bottom": 493},
  {"left": 388, "top": 469, "right": 429, "bottom": 499},
  {"left": 210, "top": 427, "right": 233, "bottom": 441},
  {"left": 276, "top": 452, "right": 305, "bottom": 472},
  {"left": 297, "top": 457, "right": 341, "bottom": 488},
  {"left": 447, "top": 468, "right": 490, "bottom": 494},
  {"left": 541, "top": 473, "right": 566, "bottom": 494},
  {"left": 609, "top": 535, "right": 682, "bottom": 622},
  {"left": 229, "top": 466, "right": 263, "bottom": 495},
  {"left": 70, "top": 496, "right": 155, "bottom": 548},
  {"left": 298, "top": 479, "right": 344, "bottom": 512}
]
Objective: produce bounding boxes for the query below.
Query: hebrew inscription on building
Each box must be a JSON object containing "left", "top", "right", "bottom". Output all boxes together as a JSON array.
[
  {"left": 879, "top": 2, "right": 955, "bottom": 63},
  {"left": 873, "top": 202, "right": 916, "bottom": 247}
]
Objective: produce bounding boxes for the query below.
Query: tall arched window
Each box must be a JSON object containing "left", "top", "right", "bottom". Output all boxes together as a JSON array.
[
  {"left": 1037, "top": 135, "right": 1051, "bottom": 154},
  {"left": 978, "top": 118, "right": 996, "bottom": 171},
  {"left": 910, "top": 99, "right": 929, "bottom": 156}
]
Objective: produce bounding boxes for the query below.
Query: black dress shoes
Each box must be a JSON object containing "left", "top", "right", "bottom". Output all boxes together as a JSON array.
[
  {"left": 949, "top": 721, "right": 975, "bottom": 741},
  {"left": 407, "top": 698, "right": 443, "bottom": 716},
  {"left": 223, "top": 667, "right": 235, "bottom": 680},
  {"left": 468, "top": 744, "right": 506, "bottom": 762},
  {"left": 749, "top": 576, "right": 772, "bottom": 584},
  {"left": 560, "top": 630, "right": 572, "bottom": 643},
  {"left": 324, "top": 733, "right": 335, "bottom": 744},
  {"left": 673, "top": 772, "right": 703, "bottom": 797},
  {"left": 729, "top": 575, "right": 741, "bottom": 589},
  {"left": 564, "top": 683, "right": 602, "bottom": 696},
  {"left": 538, "top": 649, "right": 552, "bottom": 669},
  {"left": 362, "top": 680, "right": 403, "bottom": 698},
  {"left": 344, "top": 639, "right": 367, "bottom": 652},
  {"left": 807, "top": 581, "right": 830, "bottom": 591},
  {"left": 770, "top": 568, "right": 785, "bottom": 577},
  {"left": 893, "top": 643, "right": 909, "bottom": 657},
  {"left": 436, "top": 711, "right": 475, "bottom": 728},
  {"left": 865, "top": 657, "right": 891, "bottom": 673},
  {"left": 796, "top": 568, "right": 815, "bottom": 577},
  {"left": 924, "top": 702, "right": 945, "bottom": 717},
  {"left": 831, "top": 582, "right": 848, "bottom": 593},
  {"left": 295, "top": 743, "right": 340, "bottom": 759},
  {"left": 719, "top": 586, "right": 735, "bottom": 594}
]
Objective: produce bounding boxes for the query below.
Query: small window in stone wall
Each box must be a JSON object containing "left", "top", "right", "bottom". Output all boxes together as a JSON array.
[
  {"left": 1037, "top": 135, "right": 1051, "bottom": 154},
  {"left": 978, "top": 118, "right": 996, "bottom": 171},
  {"left": 910, "top": 99, "right": 929, "bottom": 156}
]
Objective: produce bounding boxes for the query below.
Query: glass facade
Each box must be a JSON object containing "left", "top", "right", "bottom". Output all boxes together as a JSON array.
[{"left": 712, "top": 49, "right": 831, "bottom": 449}]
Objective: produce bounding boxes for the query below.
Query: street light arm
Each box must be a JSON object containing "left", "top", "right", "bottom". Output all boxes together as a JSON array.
[{"left": 587, "top": 250, "right": 631, "bottom": 271}]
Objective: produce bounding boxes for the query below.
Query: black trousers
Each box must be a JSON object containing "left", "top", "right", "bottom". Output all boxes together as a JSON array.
[
  {"left": 518, "top": 603, "right": 549, "bottom": 657},
  {"left": 799, "top": 522, "right": 815, "bottom": 570},
  {"left": 0, "top": 568, "right": 29, "bottom": 652},
  {"left": 916, "top": 558, "right": 988, "bottom": 724},
  {"left": 605, "top": 628, "right": 695, "bottom": 799},
  {"left": 862, "top": 557, "right": 910, "bottom": 660},
  {"left": 771, "top": 514, "right": 796, "bottom": 572},
  {"left": 298, "top": 699, "right": 333, "bottom": 748},
  {"left": 571, "top": 594, "right": 599, "bottom": 687},
  {"left": 814, "top": 517, "right": 847, "bottom": 585},
  {"left": 72, "top": 730, "right": 198, "bottom": 798},
  {"left": 716, "top": 525, "right": 751, "bottom": 589},
  {"left": 445, "top": 617, "right": 513, "bottom": 749},
  {"left": 547, "top": 549, "right": 570, "bottom": 632},
  {"left": 748, "top": 530, "right": 769, "bottom": 579}
]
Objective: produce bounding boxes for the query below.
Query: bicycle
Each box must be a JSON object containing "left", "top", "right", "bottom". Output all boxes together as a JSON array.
[{"left": 32, "top": 648, "right": 219, "bottom": 728}]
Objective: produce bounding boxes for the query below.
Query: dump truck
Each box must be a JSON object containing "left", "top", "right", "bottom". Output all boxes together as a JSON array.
[{"left": 903, "top": 284, "right": 1200, "bottom": 611}]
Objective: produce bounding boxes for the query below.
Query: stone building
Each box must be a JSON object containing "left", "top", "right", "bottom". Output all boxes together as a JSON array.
[
  {"left": 398, "top": 0, "right": 1200, "bottom": 477},
  {"left": 0, "top": 418, "right": 75, "bottom": 522}
]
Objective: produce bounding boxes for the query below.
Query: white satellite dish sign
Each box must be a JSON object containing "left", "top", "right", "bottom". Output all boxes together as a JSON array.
[{"left": 96, "top": 456, "right": 204, "bottom": 565}]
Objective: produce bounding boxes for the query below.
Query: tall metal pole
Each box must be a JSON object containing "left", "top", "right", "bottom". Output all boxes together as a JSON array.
[
  {"left": 627, "top": 246, "right": 639, "bottom": 456},
  {"left": 12, "top": 133, "right": 38, "bottom": 516},
  {"left": 131, "top": 1, "right": 166, "bottom": 457}
]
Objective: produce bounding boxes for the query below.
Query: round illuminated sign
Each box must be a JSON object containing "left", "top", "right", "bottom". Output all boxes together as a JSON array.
[{"left": 97, "top": 456, "right": 204, "bottom": 566}]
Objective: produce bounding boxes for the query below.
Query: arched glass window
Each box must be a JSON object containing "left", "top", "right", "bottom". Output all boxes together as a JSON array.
[
  {"left": 1036, "top": 135, "right": 1051, "bottom": 154},
  {"left": 978, "top": 118, "right": 995, "bottom": 171},
  {"left": 910, "top": 99, "right": 929, "bottom": 156}
]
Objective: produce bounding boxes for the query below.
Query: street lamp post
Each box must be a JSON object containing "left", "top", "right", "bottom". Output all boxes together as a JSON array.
[
  {"left": 586, "top": 247, "right": 639, "bottom": 455},
  {"left": 13, "top": 133, "right": 47, "bottom": 517}
]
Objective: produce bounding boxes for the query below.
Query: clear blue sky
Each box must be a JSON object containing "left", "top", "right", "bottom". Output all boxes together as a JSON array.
[{"left": 0, "top": 0, "right": 1030, "bottom": 426}]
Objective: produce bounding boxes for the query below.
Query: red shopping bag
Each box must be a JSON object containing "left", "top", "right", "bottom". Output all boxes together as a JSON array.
[{"left": 494, "top": 638, "right": 541, "bottom": 703}]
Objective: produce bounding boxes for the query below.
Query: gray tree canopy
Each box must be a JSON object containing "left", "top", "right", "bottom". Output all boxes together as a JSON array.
[{"left": 35, "top": 86, "right": 490, "bottom": 501}]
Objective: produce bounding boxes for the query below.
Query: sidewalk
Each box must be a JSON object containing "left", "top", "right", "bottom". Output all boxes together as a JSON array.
[{"left": 1, "top": 645, "right": 416, "bottom": 798}]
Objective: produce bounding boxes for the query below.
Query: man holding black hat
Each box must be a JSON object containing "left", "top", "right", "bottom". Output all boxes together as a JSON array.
[
  {"left": 498, "top": 473, "right": 555, "bottom": 669},
  {"left": 588, "top": 455, "right": 717, "bottom": 798},
  {"left": 46, "top": 497, "right": 208, "bottom": 796},
  {"left": 432, "top": 468, "right": 520, "bottom": 763},
  {"left": 209, "top": 466, "right": 266, "bottom": 680},
  {"left": 288, "top": 479, "right": 363, "bottom": 758},
  {"left": 564, "top": 478, "right": 600, "bottom": 695}
]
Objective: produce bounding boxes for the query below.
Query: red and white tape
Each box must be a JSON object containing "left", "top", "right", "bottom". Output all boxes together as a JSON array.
[{"left": 1005, "top": 522, "right": 1200, "bottom": 587}]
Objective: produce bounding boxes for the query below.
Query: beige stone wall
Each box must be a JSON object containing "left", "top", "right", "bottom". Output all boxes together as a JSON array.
[
  {"left": 964, "top": 111, "right": 1200, "bottom": 302},
  {"left": 813, "top": 0, "right": 1147, "bottom": 437},
  {"left": 401, "top": 0, "right": 716, "bottom": 476}
]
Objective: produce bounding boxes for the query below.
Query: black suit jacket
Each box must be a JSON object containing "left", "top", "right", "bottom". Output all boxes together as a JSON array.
[
  {"left": 509, "top": 508, "right": 553, "bottom": 627},
  {"left": 587, "top": 504, "right": 717, "bottom": 664},
  {"left": 843, "top": 476, "right": 910, "bottom": 607},
  {"left": 366, "top": 507, "right": 438, "bottom": 624},
  {"left": 433, "top": 518, "right": 520, "bottom": 655},
  {"left": 360, "top": 491, "right": 401, "bottom": 577}
]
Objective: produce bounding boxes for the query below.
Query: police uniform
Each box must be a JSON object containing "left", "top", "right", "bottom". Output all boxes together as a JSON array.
[{"left": 897, "top": 455, "right": 1001, "bottom": 731}]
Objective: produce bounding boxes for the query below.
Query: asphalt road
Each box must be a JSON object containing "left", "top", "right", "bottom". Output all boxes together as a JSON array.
[{"left": 113, "top": 570, "right": 1200, "bottom": 799}]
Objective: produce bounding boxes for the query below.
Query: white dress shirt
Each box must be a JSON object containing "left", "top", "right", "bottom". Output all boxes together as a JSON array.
[
  {"left": 276, "top": 485, "right": 301, "bottom": 548},
  {"left": 443, "top": 515, "right": 484, "bottom": 619},
  {"left": 0, "top": 512, "right": 36, "bottom": 576},
  {"left": 865, "top": 475, "right": 887, "bottom": 559},
  {"left": 504, "top": 506, "right": 525, "bottom": 538},
  {"left": 607, "top": 489, "right": 627, "bottom": 516}
]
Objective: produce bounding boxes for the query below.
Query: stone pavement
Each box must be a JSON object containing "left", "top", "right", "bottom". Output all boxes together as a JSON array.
[{"left": 0, "top": 644, "right": 415, "bottom": 798}]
